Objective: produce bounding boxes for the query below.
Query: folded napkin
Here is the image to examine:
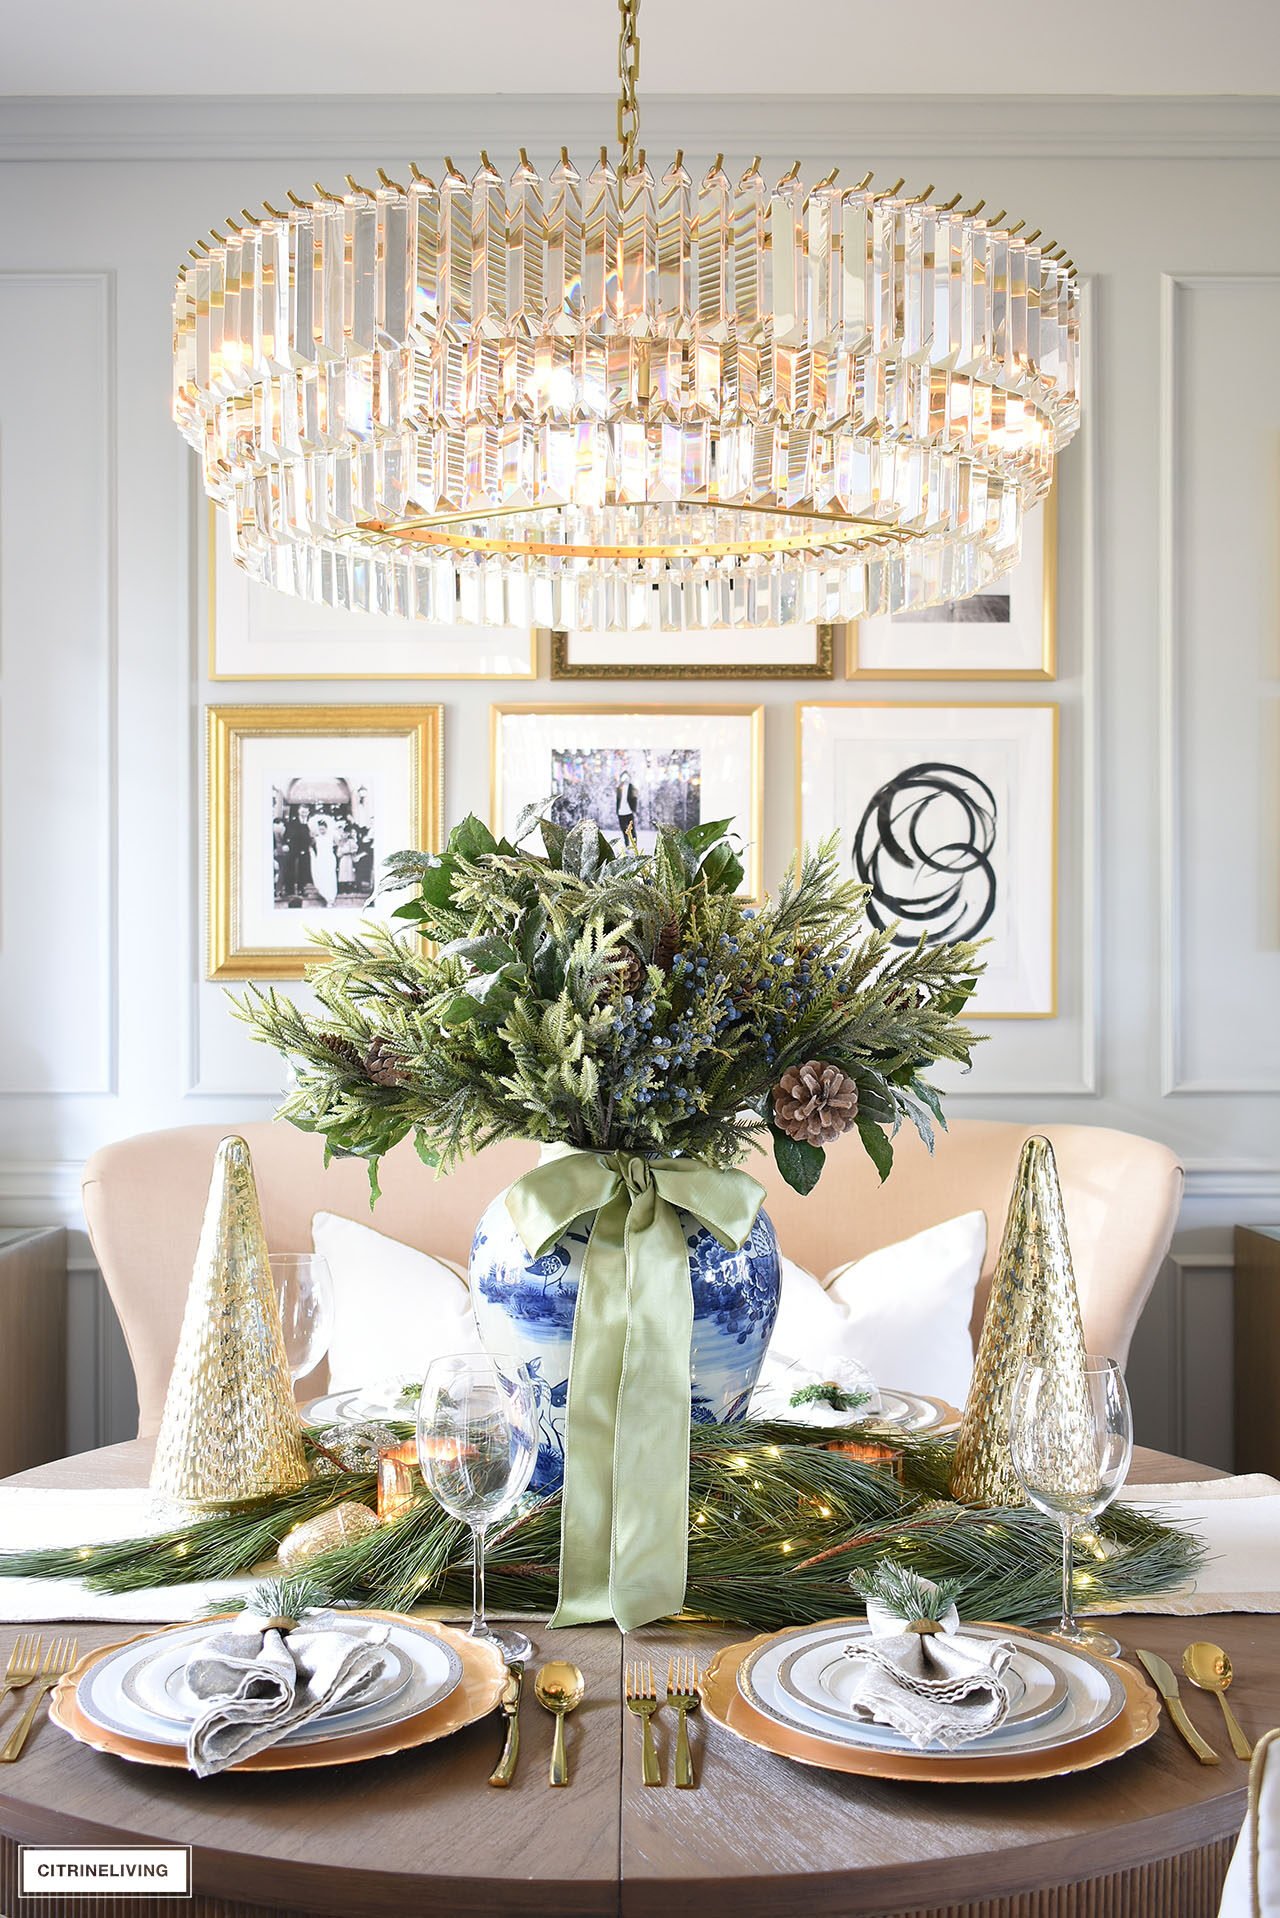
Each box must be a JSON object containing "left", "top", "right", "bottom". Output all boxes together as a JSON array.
[
  {"left": 749, "top": 1355, "right": 882, "bottom": 1426},
  {"left": 840, "top": 1591, "right": 1016, "bottom": 1750},
  {"left": 182, "top": 1609, "right": 392, "bottom": 1777}
]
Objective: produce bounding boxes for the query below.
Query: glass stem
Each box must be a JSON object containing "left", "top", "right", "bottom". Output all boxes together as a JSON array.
[
  {"left": 470, "top": 1521, "right": 488, "bottom": 1639},
  {"left": 1059, "top": 1516, "right": 1075, "bottom": 1635}
]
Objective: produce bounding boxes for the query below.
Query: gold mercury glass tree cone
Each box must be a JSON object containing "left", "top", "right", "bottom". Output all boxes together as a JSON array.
[
  {"left": 150, "top": 1135, "right": 310, "bottom": 1510},
  {"left": 949, "top": 1135, "right": 1092, "bottom": 1507}
]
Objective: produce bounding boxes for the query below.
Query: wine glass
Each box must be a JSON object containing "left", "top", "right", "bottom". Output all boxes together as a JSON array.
[
  {"left": 269, "top": 1254, "right": 335, "bottom": 1389},
  {"left": 1009, "top": 1353, "right": 1134, "bottom": 1658},
  {"left": 417, "top": 1352, "right": 538, "bottom": 1663}
]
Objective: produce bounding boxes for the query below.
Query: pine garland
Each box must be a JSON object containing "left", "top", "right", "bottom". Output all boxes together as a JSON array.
[{"left": 0, "top": 1423, "right": 1203, "bottom": 1633}]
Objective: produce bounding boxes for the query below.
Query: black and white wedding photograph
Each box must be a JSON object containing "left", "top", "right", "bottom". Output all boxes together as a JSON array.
[{"left": 270, "top": 776, "right": 377, "bottom": 910}]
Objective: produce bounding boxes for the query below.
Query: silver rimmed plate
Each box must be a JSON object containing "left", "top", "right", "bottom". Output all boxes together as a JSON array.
[
  {"left": 304, "top": 1384, "right": 419, "bottom": 1426},
  {"left": 873, "top": 1389, "right": 953, "bottom": 1432},
  {"left": 124, "top": 1634, "right": 415, "bottom": 1730},
  {"left": 739, "top": 1620, "right": 1125, "bottom": 1758},
  {"left": 77, "top": 1616, "right": 463, "bottom": 1751}
]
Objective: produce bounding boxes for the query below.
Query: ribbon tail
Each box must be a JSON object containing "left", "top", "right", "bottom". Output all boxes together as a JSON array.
[
  {"left": 549, "top": 1191, "right": 631, "bottom": 1627},
  {"left": 609, "top": 1188, "right": 694, "bottom": 1631}
]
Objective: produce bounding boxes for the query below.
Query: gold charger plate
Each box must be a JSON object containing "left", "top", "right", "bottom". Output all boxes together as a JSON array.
[
  {"left": 49, "top": 1611, "right": 506, "bottom": 1774},
  {"left": 703, "top": 1623, "right": 1160, "bottom": 1784}
]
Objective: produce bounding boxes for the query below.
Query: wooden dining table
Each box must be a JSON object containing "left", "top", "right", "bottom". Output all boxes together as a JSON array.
[{"left": 0, "top": 1439, "right": 1269, "bottom": 1918}]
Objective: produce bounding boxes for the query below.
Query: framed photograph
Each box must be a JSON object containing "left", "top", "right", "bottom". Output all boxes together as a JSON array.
[
  {"left": 491, "top": 703, "right": 764, "bottom": 897},
  {"left": 798, "top": 702, "right": 1057, "bottom": 1018},
  {"left": 207, "top": 508, "right": 535, "bottom": 681},
  {"left": 207, "top": 704, "right": 443, "bottom": 980},
  {"left": 846, "top": 497, "right": 1055, "bottom": 680},
  {"left": 548, "top": 624, "right": 834, "bottom": 681}
]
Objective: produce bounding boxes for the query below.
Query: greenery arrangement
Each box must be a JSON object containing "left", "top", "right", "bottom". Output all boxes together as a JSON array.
[
  {"left": 235, "top": 810, "right": 984, "bottom": 1195},
  {"left": 0, "top": 1423, "right": 1201, "bottom": 1633}
]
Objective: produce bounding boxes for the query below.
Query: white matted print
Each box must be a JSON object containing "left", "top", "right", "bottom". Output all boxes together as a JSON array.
[
  {"left": 492, "top": 705, "right": 763, "bottom": 897},
  {"left": 549, "top": 624, "right": 834, "bottom": 681},
  {"left": 799, "top": 703, "right": 1057, "bottom": 1018},
  {"left": 847, "top": 501, "right": 1054, "bottom": 680},
  {"left": 208, "top": 705, "right": 442, "bottom": 979},
  {"left": 208, "top": 510, "right": 534, "bottom": 681}
]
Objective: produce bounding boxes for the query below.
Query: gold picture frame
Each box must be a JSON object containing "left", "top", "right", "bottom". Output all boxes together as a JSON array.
[
  {"left": 206, "top": 506, "right": 536, "bottom": 682},
  {"left": 846, "top": 494, "right": 1057, "bottom": 681},
  {"left": 207, "top": 703, "right": 443, "bottom": 980},
  {"left": 547, "top": 624, "right": 836, "bottom": 681},
  {"left": 797, "top": 700, "right": 1059, "bottom": 1019},
  {"left": 491, "top": 701, "right": 765, "bottom": 899}
]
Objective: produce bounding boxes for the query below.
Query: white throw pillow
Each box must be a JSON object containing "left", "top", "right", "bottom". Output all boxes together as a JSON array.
[
  {"left": 311, "top": 1210, "right": 483, "bottom": 1393},
  {"left": 768, "top": 1211, "right": 987, "bottom": 1406}
]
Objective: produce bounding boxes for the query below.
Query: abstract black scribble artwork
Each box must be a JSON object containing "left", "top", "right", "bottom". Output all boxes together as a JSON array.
[{"left": 852, "top": 762, "right": 998, "bottom": 946}]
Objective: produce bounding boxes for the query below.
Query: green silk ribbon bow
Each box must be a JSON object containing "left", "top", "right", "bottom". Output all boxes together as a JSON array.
[{"left": 504, "top": 1147, "right": 766, "bottom": 1631}]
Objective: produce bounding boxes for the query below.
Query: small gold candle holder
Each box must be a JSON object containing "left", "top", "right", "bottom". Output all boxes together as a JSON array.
[
  {"left": 825, "top": 1438, "right": 905, "bottom": 1480},
  {"left": 376, "top": 1440, "right": 421, "bottom": 1522}
]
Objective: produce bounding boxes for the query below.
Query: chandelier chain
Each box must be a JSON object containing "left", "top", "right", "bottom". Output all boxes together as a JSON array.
[{"left": 617, "top": 0, "right": 641, "bottom": 172}]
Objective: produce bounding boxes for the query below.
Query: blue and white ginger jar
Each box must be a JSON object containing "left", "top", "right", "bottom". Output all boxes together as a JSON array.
[{"left": 469, "top": 1187, "right": 782, "bottom": 1492}]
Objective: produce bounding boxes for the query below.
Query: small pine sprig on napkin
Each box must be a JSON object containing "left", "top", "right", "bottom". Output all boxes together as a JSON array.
[
  {"left": 850, "top": 1562, "right": 965, "bottom": 1626},
  {"left": 211, "top": 1574, "right": 333, "bottom": 1628},
  {"left": 788, "top": 1380, "right": 870, "bottom": 1413}
]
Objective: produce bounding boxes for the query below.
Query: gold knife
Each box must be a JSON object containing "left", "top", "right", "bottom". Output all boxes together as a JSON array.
[
  {"left": 1137, "top": 1649, "right": 1220, "bottom": 1765},
  {"left": 488, "top": 1659, "right": 524, "bottom": 1787}
]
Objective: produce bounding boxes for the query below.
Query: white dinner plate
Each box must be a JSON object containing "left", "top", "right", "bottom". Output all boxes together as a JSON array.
[
  {"left": 124, "top": 1633, "right": 414, "bottom": 1730},
  {"left": 739, "top": 1621, "right": 1125, "bottom": 1758},
  {"left": 77, "top": 1617, "right": 462, "bottom": 1751},
  {"left": 304, "top": 1384, "right": 418, "bottom": 1426},
  {"left": 873, "top": 1390, "right": 949, "bottom": 1432}
]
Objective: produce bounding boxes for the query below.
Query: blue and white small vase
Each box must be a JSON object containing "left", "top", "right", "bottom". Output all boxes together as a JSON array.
[{"left": 469, "top": 1183, "right": 782, "bottom": 1493}]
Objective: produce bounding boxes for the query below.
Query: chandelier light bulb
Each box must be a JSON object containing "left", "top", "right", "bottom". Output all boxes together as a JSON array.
[{"left": 172, "top": 2, "right": 1081, "bottom": 631}]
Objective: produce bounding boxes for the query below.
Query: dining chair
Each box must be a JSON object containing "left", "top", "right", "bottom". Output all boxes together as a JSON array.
[
  {"left": 82, "top": 1118, "right": 1183, "bottom": 1440},
  {"left": 1218, "top": 1726, "right": 1280, "bottom": 1916}
]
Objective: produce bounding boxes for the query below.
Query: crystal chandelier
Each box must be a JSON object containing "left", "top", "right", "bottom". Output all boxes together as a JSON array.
[{"left": 172, "top": 0, "right": 1080, "bottom": 632}]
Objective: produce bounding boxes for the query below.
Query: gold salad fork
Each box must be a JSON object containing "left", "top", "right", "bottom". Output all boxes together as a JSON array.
[
  {"left": 624, "top": 1661, "right": 663, "bottom": 1787},
  {"left": 0, "top": 1637, "right": 78, "bottom": 1762},
  {"left": 666, "top": 1656, "right": 702, "bottom": 1789},
  {"left": 0, "top": 1636, "right": 44, "bottom": 1704}
]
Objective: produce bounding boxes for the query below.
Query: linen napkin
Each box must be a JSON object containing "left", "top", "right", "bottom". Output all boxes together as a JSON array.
[
  {"left": 840, "top": 1590, "right": 1016, "bottom": 1750},
  {"left": 181, "top": 1608, "right": 392, "bottom": 1777},
  {"left": 749, "top": 1355, "right": 882, "bottom": 1426}
]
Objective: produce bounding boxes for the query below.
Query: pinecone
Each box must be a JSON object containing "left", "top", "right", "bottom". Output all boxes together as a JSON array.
[
  {"left": 318, "top": 1032, "right": 364, "bottom": 1074},
  {"left": 654, "top": 917, "right": 681, "bottom": 972},
  {"left": 618, "top": 949, "right": 647, "bottom": 996},
  {"left": 363, "top": 1036, "right": 413, "bottom": 1088},
  {"left": 772, "top": 1060, "right": 860, "bottom": 1146}
]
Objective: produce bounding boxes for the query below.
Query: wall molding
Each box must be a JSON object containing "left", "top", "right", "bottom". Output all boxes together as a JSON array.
[
  {"left": 2, "top": 94, "right": 1279, "bottom": 164},
  {"left": 1159, "top": 271, "right": 1280, "bottom": 1097},
  {"left": 2, "top": 1155, "right": 1276, "bottom": 1225},
  {"left": 0, "top": 269, "right": 120, "bottom": 1100}
]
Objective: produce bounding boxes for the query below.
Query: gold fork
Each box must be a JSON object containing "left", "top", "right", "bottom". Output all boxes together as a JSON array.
[
  {"left": 666, "top": 1655, "right": 702, "bottom": 1790},
  {"left": 0, "top": 1636, "right": 44, "bottom": 1704},
  {"left": 0, "top": 1637, "right": 78, "bottom": 1762},
  {"left": 624, "top": 1660, "right": 662, "bottom": 1787}
]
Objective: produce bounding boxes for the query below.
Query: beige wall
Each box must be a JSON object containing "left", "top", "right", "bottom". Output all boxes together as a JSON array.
[{"left": 0, "top": 93, "right": 1277, "bottom": 1461}]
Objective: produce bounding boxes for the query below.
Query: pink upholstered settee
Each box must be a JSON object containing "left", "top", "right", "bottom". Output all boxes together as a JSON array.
[{"left": 80, "top": 1120, "right": 1183, "bottom": 1440}]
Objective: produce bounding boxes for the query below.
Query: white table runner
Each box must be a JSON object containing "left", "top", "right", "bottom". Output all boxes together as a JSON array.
[
  {"left": 0, "top": 1488, "right": 259, "bottom": 1622},
  {"left": 1089, "top": 1473, "right": 1280, "bottom": 1615},
  {"left": 1, "top": 1472, "right": 1277, "bottom": 1624}
]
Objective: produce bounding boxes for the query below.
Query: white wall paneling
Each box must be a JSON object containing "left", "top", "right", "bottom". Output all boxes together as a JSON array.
[
  {"left": 1160, "top": 274, "right": 1280, "bottom": 1095},
  {"left": 0, "top": 95, "right": 1277, "bottom": 1456}
]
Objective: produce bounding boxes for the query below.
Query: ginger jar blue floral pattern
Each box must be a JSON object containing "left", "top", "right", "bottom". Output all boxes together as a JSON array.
[{"left": 470, "top": 1188, "right": 782, "bottom": 1492}]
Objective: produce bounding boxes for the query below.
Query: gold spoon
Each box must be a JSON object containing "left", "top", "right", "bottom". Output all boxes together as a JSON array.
[
  {"left": 534, "top": 1660, "right": 585, "bottom": 1787},
  {"left": 1182, "top": 1642, "right": 1253, "bottom": 1759}
]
